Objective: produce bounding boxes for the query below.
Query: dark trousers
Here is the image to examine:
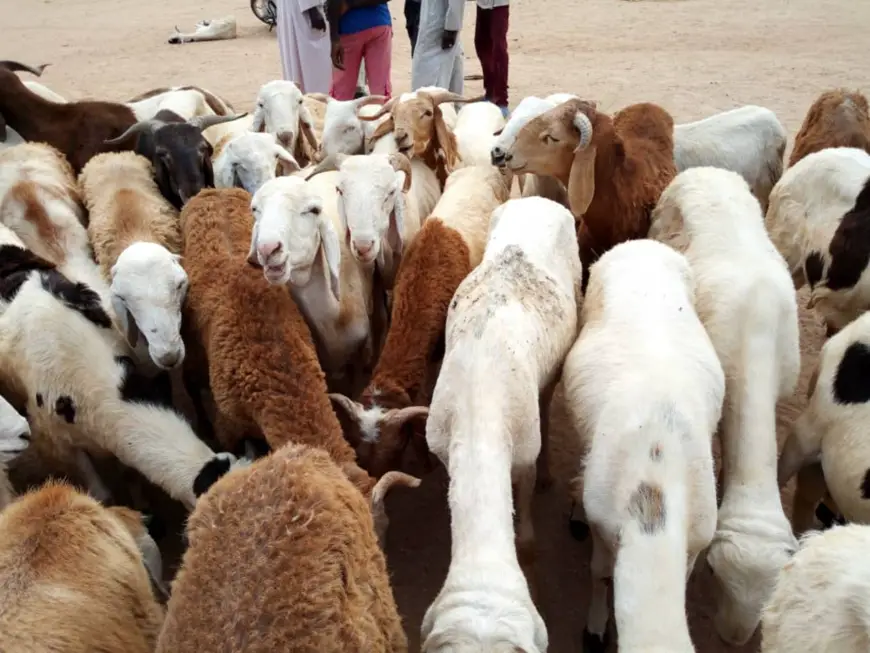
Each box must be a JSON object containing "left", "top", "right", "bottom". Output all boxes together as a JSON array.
[
  {"left": 474, "top": 4, "right": 509, "bottom": 107},
  {"left": 405, "top": 0, "right": 421, "bottom": 55}
]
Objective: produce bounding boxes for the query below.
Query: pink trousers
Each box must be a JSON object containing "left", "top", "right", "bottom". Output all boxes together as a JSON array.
[{"left": 330, "top": 25, "right": 393, "bottom": 100}]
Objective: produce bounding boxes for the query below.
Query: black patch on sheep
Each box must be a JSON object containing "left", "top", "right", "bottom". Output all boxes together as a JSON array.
[
  {"left": 116, "top": 357, "right": 174, "bottom": 408},
  {"left": 193, "top": 455, "right": 232, "bottom": 498},
  {"left": 233, "top": 437, "right": 271, "bottom": 460},
  {"left": 815, "top": 501, "right": 846, "bottom": 528},
  {"left": 35, "top": 393, "right": 44, "bottom": 408},
  {"left": 825, "top": 178, "right": 870, "bottom": 291},
  {"left": 804, "top": 250, "right": 825, "bottom": 288},
  {"left": 832, "top": 341, "right": 870, "bottom": 404},
  {"left": 582, "top": 628, "right": 610, "bottom": 653},
  {"left": 54, "top": 395, "right": 76, "bottom": 423},
  {"left": 862, "top": 469, "right": 870, "bottom": 500},
  {"left": 0, "top": 244, "right": 55, "bottom": 302},
  {"left": 39, "top": 270, "right": 113, "bottom": 329}
]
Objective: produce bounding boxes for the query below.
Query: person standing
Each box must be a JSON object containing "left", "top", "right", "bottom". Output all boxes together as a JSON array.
[
  {"left": 326, "top": 0, "right": 393, "bottom": 100},
  {"left": 410, "top": 0, "right": 465, "bottom": 94},
  {"left": 405, "top": 0, "right": 421, "bottom": 54},
  {"left": 474, "top": 0, "right": 509, "bottom": 117},
  {"left": 276, "top": 0, "right": 333, "bottom": 94}
]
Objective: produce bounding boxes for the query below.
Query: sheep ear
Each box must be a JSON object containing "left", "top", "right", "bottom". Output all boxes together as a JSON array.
[
  {"left": 568, "top": 144, "right": 597, "bottom": 217},
  {"left": 434, "top": 107, "right": 460, "bottom": 173},
  {"left": 111, "top": 294, "right": 140, "bottom": 348},
  {"left": 329, "top": 393, "right": 365, "bottom": 448},
  {"left": 318, "top": 216, "right": 341, "bottom": 302},
  {"left": 368, "top": 117, "right": 394, "bottom": 146},
  {"left": 274, "top": 144, "right": 300, "bottom": 175},
  {"left": 387, "top": 191, "right": 405, "bottom": 257},
  {"left": 247, "top": 220, "right": 262, "bottom": 267},
  {"left": 251, "top": 105, "right": 265, "bottom": 132}
]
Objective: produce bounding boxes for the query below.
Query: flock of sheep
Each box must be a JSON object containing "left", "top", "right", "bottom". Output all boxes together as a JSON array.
[{"left": 0, "top": 56, "right": 869, "bottom": 652}]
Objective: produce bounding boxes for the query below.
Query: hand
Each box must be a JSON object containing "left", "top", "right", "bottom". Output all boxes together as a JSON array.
[
  {"left": 331, "top": 42, "right": 345, "bottom": 70},
  {"left": 441, "top": 29, "right": 457, "bottom": 50},
  {"left": 305, "top": 6, "right": 327, "bottom": 31}
]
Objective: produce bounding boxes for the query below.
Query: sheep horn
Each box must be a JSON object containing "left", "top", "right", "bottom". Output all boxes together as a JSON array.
[
  {"left": 573, "top": 111, "right": 594, "bottom": 150},
  {"left": 388, "top": 152, "right": 413, "bottom": 192},
  {"left": 358, "top": 96, "right": 398, "bottom": 121},
  {"left": 353, "top": 94, "right": 388, "bottom": 111},
  {"left": 423, "top": 90, "right": 485, "bottom": 106},
  {"left": 0, "top": 61, "right": 49, "bottom": 77},
  {"left": 305, "top": 92, "right": 331, "bottom": 104},
  {"left": 103, "top": 119, "right": 165, "bottom": 145},
  {"left": 304, "top": 153, "right": 346, "bottom": 180},
  {"left": 371, "top": 471, "right": 421, "bottom": 512},
  {"left": 188, "top": 112, "right": 248, "bottom": 132}
]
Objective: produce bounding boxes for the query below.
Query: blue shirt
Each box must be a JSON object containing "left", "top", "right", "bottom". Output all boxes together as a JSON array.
[{"left": 338, "top": 4, "right": 392, "bottom": 36}]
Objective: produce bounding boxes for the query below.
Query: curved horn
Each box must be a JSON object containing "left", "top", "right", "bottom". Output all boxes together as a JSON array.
[
  {"left": 103, "top": 119, "right": 164, "bottom": 145},
  {"left": 573, "top": 111, "right": 594, "bottom": 150},
  {"left": 423, "top": 90, "right": 486, "bottom": 106},
  {"left": 189, "top": 112, "right": 248, "bottom": 132},
  {"left": 353, "top": 94, "right": 388, "bottom": 110},
  {"left": 388, "top": 153, "right": 412, "bottom": 192},
  {"left": 305, "top": 92, "right": 331, "bottom": 103},
  {"left": 370, "top": 470, "right": 421, "bottom": 543},
  {"left": 358, "top": 96, "right": 399, "bottom": 121},
  {"left": 0, "top": 61, "right": 48, "bottom": 77},
  {"left": 304, "top": 153, "right": 346, "bottom": 181}
]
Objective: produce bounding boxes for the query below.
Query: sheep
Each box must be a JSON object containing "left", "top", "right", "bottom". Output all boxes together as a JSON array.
[
  {"left": 421, "top": 197, "right": 582, "bottom": 653},
  {"left": 649, "top": 166, "right": 800, "bottom": 646},
  {"left": 0, "top": 481, "right": 165, "bottom": 653},
  {"left": 180, "top": 188, "right": 386, "bottom": 495},
  {"left": 500, "top": 98, "right": 677, "bottom": 270},
  {"left": 168, "top": 16, "right": 238, "bottom": 44},
  {"left": 760, "top": 524, "right": 870, "bottom": 653},
  {"left": 247, "top": 172, "right": 374, "bottom": 396},
  {"left": 305, "top": 151, "right": 438, "bottom": 287},
  {"left": 672, "top": 105, "right": 787, "bottom": 212},
  {"left": 0, "top": 60, "right": 140, "bottom": 173},
  {"left": 563, "top": 239, "right": 725, "bottom": 652},
  {"left": 23, "top": 79, "right": 66, "bottom": 103},
  {"left": 452, "top": 101, "right": 506, "bottom": 168},
  {"left": 329, "top": 165, "right": 511, "bottom": 477},
  {"left": 126, "top": 84, "right": 235, "bottom": 121},
  {"left": 0, "top": 243, "right": 244, "bottom": 509},
  {"left": 155, "top": 443, "right": 417, "bottom": 653},
  {"left": 788, "top": 89, "right": 870, "bottom": 168},
  {"left": 319, "top": 95, "right": 395, "bottom": 158},
  {"left": 247, "top": 80, "right": 320, "bottom": 167},
  {"left": 778, "top": 311, "right": 870, "bottom": 530},
  {"left": 79, "top": 152, "right": 187, "bottom": 372},
  {"left": 103, "top": 109, "right": 248, "bottom": 210},
  {"left": 0, "top": 392, "right": 30, "bottom": 511},
  {"left": 360, "top": 88, "right": 473, "bottom": 188},
  {"left": 764, "top": 146, "right": 870, "bottom": 333},
  {"left": 212, "top": 131, "right": 300, "bottom": 195}
]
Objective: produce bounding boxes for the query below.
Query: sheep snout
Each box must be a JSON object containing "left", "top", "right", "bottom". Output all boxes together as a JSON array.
[
  {"left": 277, "top": 130, "right": 295, "bottom": 150},
  {"left": 491, "top": 145, "right": 507, "bottom": 167}
]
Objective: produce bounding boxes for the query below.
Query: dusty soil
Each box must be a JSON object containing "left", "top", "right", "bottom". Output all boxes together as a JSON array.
[{"left": 3, "top": 0, "right": 866, "bottom": 650}]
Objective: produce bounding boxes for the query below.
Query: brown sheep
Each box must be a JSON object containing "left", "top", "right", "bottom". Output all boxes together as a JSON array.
[
  {"left": 0, "top": 482, "right": 165, "bottom": 653},
  {"left": 789, "top": 89, "right": 870, "bottom": 168},
  {"left": 360, "top": 89, "right": 478, "bottom": 188},
  {"left": 181, "top": 188, "right": 415, "bottom": 497},
  {"left": 156, "top": 443, "right": 410, "bottom": 653},
  {"left": 502, "top": 98, "right": 677, "bottom": 270}
]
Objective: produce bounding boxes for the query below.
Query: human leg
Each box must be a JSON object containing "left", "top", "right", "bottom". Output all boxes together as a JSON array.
[
  {"left": 404, "top": 0, "right": 421, "bottom": 55},
  {"left": 330, "top": 31, "right": 366, "bottom": 100},
  {"left": 361, "top": 25, "right": 393, "bottom": 98},
  {"left": 488, "top": 5, "right": 510, "bottom": 108},
  {"left": 474, "top": 5, "right": 493, "bottom": 100}
]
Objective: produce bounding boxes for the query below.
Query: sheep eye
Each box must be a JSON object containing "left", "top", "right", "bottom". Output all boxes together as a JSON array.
[
  {"left": 336, "top": 187, "right": 344, "bottom": 196},
  {"left": 176, "top": 280, "right": 185, "bottom": 291},
  {"left": 310, "top": 206, "right": 321, "bottom": 215},
  {"left": 543, "top": 134, "right": 558, "bottom": 145},
  {"left": 424, "top": 110, "right": 433, "bottom": 117}
]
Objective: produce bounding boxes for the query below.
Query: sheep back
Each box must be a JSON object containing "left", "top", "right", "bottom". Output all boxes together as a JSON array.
[
  {"left": 156, "top": 443, "right": 407, "bottom": 653},
  {"left": 789, "top": 90, "right": 870, "bottom": 168}
]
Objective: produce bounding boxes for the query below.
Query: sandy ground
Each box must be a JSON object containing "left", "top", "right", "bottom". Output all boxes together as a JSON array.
[{"left": 3, "top": 0, "right": 867, "bottom": 650}]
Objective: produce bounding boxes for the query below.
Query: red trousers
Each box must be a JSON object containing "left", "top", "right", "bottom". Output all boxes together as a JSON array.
[{"left": 474, "top": 5, "right": 510, "bottom": 107}]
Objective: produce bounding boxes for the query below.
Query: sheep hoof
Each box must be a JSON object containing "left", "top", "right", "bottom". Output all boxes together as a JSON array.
[
  {"left": 582, "top": 628, "right": 609, "bottom": 653},
  {"left": 569, "top": 517, "right": 590, "bottom": 542}
]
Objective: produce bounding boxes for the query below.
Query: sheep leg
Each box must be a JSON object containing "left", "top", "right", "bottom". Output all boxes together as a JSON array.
[
  {"left": 584, "top": 527, "right": 613, "bottom": 653},
  {"left": 74, "top": 449, "right": 113, "bottom": 504},
  {"left": 791, "top": 462, "right": 827, "bottom": 536},
  {"left": 536, "top": 379, "right": 558, "bottom": 493},
  {"left": 514, "top": 465, "right": 539, "bottom": 604},
  {"left": 777, "top": 415, "right": 821, "bottom": 486},
  {"left": 169, "top": 366, "right": 199, "bottom": 431}
]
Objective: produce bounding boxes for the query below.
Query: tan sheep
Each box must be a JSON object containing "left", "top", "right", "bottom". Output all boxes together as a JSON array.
[
  {"left": 156, "top": 443, "right": 411, "bottom": 653},
  {"left": 0, "top": 481, "right": 165, "bottom": 653},
  {"left": 789, "top": 89, "right": 870, "bottom": 168}
]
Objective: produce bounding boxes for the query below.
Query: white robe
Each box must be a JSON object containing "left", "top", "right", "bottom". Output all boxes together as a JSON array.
[
  {"left": 410, "top": 0, "right": 466, "bottom": 93},
  {"left": 277, "top": 0, "right": 333, "bottom": 94}
]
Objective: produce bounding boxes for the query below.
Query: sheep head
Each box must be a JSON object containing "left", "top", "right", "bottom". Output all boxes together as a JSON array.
[
  {"left": 248, "top": 176, "right": 341, "bottom": 302},
  {"left": 320, "top": 95, "right": 388, "bottom": 158},
  {"left": 0, "top": 393, "right": 30, "bottom": 466},
  {"left": 251, "top": 80, "right": 319, "bottom": 167},
  {"left": 110, "top": 242, "right": 188, "bottom": 370},
  {"left": 0, "top": 61, "right": 50, "bottom": 142},
  {"left": 490, "top": 95, "right": 554, "bottom": 166},
  {"left": 329, "top": 392, "right": 431, "bottom": 478},
  {"left": 214, "top": 131, "right": 299, "bottom": 195},
  {"left": 105, "top": 110, "right": 247, "bottom": 209}
]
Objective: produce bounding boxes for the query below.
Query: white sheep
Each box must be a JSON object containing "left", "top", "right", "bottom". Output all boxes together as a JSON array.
[
  {"left": 23, "top": 79, "right": 66, "bottom": 103},
  {"left": 673, "top": 105, "right": 787, "bottom": 212},
  {"left": 421, "top": 197, "right": 582, "bottom": 653},
  {"left": 649, "top": 166, "right": 800, "bottom": 646},
  {"left": 126, "top": 85, "right": 233, "bottom": 121},
  {"left": 778, "top": 311, "right": 870, "bottom": 527},
  {"left": 248, "top": 172, "right": 374, "bottom": 395},
  {"left": 319, "top": 96, "right": 395, "bottom": 158},
  {"left": 248, "top": 80, "right": 319, "bottom": 165},
  {"left": 168, "top": 16, "right": 238, "bottom": 44},
  {"left": 765, "top": 146, "right": 870, "bottom": 333},
  {"left": 452, "top": 101, "right": 506, "bottom": 168},
  {"left": 0, "top": 392, "right": 30, "bottom": 511},
  {"left": 564, "top": 239, "right": 725, "bottom": 652},
  {"left": 212, "top": 131, "right": 300, "bottom": 195},
  {"left": 761, "top": 524, "right": 870, "bottom": 653},
  {"left": 0, "top": 250, "right": 246, "bottom": 509}
]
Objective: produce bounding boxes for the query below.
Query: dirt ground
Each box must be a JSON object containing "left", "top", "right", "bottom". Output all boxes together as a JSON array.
[{"left": 3, "top": 0, "right": 867, "bottom": 650}]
